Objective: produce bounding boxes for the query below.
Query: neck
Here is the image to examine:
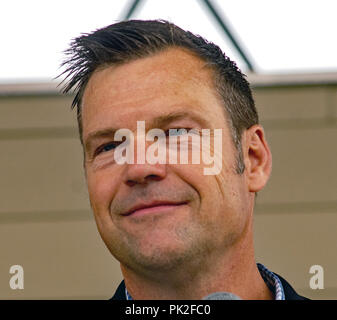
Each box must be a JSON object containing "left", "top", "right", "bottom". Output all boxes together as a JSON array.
[{"left": 120, "top": 225, "right": 273, "bottom": 300}]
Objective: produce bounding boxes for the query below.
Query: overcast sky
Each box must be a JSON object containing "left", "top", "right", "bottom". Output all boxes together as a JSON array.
[{"left": 1, "top": 0, "right": 336, "bottom": 83}]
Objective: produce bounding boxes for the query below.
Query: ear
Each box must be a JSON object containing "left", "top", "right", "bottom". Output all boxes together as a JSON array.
[{"left": 243, "top": 125, "right": 272, "bottom": 192}]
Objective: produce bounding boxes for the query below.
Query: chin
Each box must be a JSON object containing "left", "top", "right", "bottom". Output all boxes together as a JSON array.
[
  {"left": 120, "top": 233, "right": 212, "bottom": 275},
  {"left": 128, "top": 250, "right": 191, "bottom": 273}
]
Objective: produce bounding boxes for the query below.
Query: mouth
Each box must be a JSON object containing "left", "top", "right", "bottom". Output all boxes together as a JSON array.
[{"left": 123, "top": 201, "right": 188, "bottom": 217}]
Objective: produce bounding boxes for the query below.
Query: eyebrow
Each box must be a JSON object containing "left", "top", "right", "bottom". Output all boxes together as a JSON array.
[
  {"left": 85, "top": 127, "right": 118, "bottom": 154},
  {"left": 151, "top": 111, "right": 209, "bottom": 129},
  {"left": 84, "top": 110, "right": 209, "bottom": 154}
]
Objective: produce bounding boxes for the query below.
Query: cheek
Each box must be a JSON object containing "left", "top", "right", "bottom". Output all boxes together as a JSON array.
[
  {"left": 86, "top": 167, "right": 119, "bottom": 216},
  {"left": 215, "top": 169, "right": 250, "bottom": 231},
  {"left": 169, "top": 162, "right": 223, "bottom": 212}
]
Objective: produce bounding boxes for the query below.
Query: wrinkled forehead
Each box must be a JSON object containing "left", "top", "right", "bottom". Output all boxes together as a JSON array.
[
  {"left": 81, "top": 48, "right": 225, "bottom": 137},
  {"left": 83, "top": 48, "right": 216, "bottom": 105}
]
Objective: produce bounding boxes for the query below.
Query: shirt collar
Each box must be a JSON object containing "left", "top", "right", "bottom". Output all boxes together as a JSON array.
[
  {"left": 257, "top": 263, "right": 285, "bottom": 300},
  {"left": 125, "top": 263, "right": 285, "bottom": 300}
]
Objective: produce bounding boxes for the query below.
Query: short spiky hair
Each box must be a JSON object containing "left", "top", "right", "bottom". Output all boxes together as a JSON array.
[{"left": 59, "top": 19, "right": 258, "bottom": 174}]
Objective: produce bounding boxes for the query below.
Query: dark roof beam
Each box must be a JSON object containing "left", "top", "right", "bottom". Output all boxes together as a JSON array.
[
  {"left": 200, "top": 0, "right": 255, "bottom": 72},
  {"left": 120, "top": 0, "right": 144, "bottom": 21},
  {"left": 120, "top": 0, "right": 255, "bottom": 72}
]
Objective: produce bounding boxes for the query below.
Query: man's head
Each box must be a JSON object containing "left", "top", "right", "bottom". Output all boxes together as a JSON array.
[
  {"left": 60, "top": 20, "right": 271, "bottom": 280},
  {"left": 60, "top": 19, "right": 258, "bottom": 174}
]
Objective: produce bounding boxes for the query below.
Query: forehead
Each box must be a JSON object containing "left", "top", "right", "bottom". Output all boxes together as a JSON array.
[{"left": 82, "top": 48, "right": 224, "bottom": 137}]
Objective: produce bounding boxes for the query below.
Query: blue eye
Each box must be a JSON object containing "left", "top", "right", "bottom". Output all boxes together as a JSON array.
[
  {"left": 96, "top": 142, "right": 119, "bottom": 155},
  {"left": 102, "top": 143, "right": 116, "bottom": 152},
  {"left": 167, "top": 128, "right": 189, "bottom": 136},
  {"left": 166, "top": 128, "right": 200, "bottom": 137}
]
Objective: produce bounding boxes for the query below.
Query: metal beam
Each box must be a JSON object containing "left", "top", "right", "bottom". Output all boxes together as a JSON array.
[
  {"left": 119, "top": 0, "right": 254, "bottom": 71},
  {"left": 201, "top": 0, "right": 255, "bottom": 72},
  {"left": 120, "top": 0, "right": 144, "bottom": 20}
]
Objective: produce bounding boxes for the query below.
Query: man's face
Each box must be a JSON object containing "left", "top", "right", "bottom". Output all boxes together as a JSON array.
[{"left": 82, "top": 48, "right": 252, "bottom": 274}]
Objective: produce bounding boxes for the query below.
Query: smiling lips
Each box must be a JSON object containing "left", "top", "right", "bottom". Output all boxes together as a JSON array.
[{"left": 123, "top": 201, "right": 188, "bottom": 217}]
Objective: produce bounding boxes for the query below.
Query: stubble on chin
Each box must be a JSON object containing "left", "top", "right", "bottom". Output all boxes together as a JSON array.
[{"left": 112, "top": 212, "right": 227, "bottom": 279}]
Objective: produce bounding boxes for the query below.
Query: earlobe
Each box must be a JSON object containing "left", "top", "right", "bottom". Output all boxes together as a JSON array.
[{"left": 245, "top": 125, "right": 272, "bottom": 193}]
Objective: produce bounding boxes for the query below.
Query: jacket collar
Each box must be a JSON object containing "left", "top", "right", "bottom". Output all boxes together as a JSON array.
[{"left": 111, "top": 274, "right": 309, "bottom": 300}]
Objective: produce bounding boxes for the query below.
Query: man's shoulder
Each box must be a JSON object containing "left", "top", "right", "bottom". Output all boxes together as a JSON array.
[{"left": 274, "top": 272, "right": 310, "bottom": 300}]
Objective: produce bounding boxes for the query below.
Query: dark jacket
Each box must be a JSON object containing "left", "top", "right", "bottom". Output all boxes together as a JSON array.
[{"left": 110, "top": 274, "right": 309, "bottom": 300}]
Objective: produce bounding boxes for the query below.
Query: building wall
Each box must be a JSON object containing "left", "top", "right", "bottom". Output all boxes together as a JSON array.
[{"left": 0, "top": 82, "right": 336, "bottom": 299}]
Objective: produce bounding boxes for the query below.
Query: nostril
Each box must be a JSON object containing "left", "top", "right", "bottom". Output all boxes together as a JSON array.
[
  {"left": 126, "top": 174, "right": 161, "bottom": 186},
  {"left": 126, "top": 180, "right": 137, "bottom": 187},
  {"left": 124, "top": 163, "right": 167, "bottom": 186},
  {"left": 147, "top": 174, "right": 161, "bottom": 181}
]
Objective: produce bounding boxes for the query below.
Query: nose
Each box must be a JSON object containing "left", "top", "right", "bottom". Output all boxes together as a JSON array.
[
  {"left": 124, "top": 163, "right": 167, "bottom": 187},
  {"left": 123, "top": 130, "right": 168, "bottom": 186}
]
